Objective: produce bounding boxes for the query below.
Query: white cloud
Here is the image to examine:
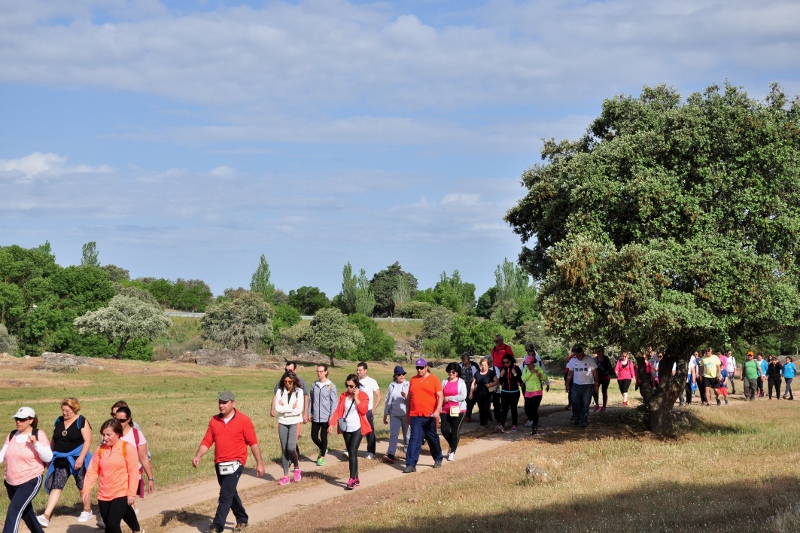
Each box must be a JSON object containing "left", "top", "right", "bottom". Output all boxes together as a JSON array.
[{"left": 0, "top": 152, "right": 112, "bottom": 181}]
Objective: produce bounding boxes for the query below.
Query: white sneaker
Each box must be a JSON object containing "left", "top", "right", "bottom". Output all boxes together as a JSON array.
[
  {"left": 78, "top": 511, "right": 94, "bottom": 523},
  {"left": 97, "top": 516, "right": 106, "bottom": 529},
  {"left": 447, "top": 452, "right": 455, "bottom": 461},
  {"left": 366, "top": 453, "right": 374, "bottom": 460},
  {"left": 37, "top": 515, "right": 49, "bottom": 528},
  {"left": 343, "top": 450, "right": 349, "bottom": 457},
  {"left": 525, "top": 420, "right": 533, "bottom": 427}
]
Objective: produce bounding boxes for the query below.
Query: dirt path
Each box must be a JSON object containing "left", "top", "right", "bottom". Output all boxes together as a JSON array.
[{"left": 42, "top": 407, "right": 571, "bottom": 533}]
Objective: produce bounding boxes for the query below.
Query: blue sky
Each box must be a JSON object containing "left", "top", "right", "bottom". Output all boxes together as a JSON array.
[{"left": 2, "top": 0, "right": 799, "bottom": 299}]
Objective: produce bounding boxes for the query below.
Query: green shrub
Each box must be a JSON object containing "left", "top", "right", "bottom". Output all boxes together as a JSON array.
[{"left": 343, "top": 314, "right": 395, "bottom": 361}]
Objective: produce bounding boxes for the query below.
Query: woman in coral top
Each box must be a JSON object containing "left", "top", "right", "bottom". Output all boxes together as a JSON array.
[
  {"left": 81, "top": 419, "right": 142, "bottom": 533},
  {"left": 328, "top": 374, "right": 372, "bottom": 490},
  {"left": 1, "top": 407, "right": 53, "bottom": 533}
]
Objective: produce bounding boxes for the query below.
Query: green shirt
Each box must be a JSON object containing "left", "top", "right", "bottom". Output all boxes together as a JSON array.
[{"left": 742, "top": 359, "right": 760, "bottom": 380}]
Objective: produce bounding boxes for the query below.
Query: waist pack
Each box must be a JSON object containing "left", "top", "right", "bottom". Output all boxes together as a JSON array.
[{"left": 217, "top": 460, "right": 241, "bottom": 475}]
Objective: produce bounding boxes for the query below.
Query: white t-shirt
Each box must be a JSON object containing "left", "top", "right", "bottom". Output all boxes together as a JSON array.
[
  {"left": 726, "top": 356, "right": 736, "bottom": 374},
  {"left": 359, "top": 376, "right": 380, "bottom": 410},
  {"left": 343, "top": 398, "right": 361, "bottom": 433},
  {"left": 567, "top": 356, "right": 597, "bottom": 385}
]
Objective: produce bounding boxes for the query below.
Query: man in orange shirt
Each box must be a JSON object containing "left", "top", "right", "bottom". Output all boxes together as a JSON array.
[
  {"left": 402, "top": 358, "right": 444, "bottom": 473},
  {"left": 192, "top": 391, "right": 265, "bottom": 533}
]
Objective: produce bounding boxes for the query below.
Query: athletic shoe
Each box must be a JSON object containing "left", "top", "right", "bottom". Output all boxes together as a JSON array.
[
  {"left": 716, "top": 399, "right": 721, "bottom": 406},
  {"left": 622, "top": 401, "right": 628, "bottom": 407},
  {"left": 594, "top": 405, "right": 600, "bottom": 413},
  {"left": 724, "top": 399, "right": 729, "bottom": 405},
  {"left": 134, "top": 529, "right": 145, "bottom": 533},
  {"left": 37, "top": 516, "right": 49, "bottom": 528},
  {"left": 402, "top": 466, "right": 416, "bottom": 473},
  {"left": 343, "top": 450, "right": 349, "bottom": 458},
  {"left": 316, "top": 456, "right": 325, "bottom": 466},
  {"left": 525, "top": 420, "right": 533, "bottom": 427},
  {"left": 293, "top": 468, "right": 302, "bottom": 482},
  {"left": 278, "top": 476, "right": 290, "bottom": 486},
  {"left": 531, "top": 428, "right": 538, "bottom": 435},
  {"left": 496, "top": 424, "right": 504, "bottom": 433},
  {"left": 447, "top": 452, "right": 455, "bottom": 461},
  {"left": 465, "top": 417, "right": 472, "bottom": 422},
  {"left": 78, "top": 511, "right": 94, "bottom": 523},
  {"left": 353, "top": 478, "right": 360, "bottom": 487},
  {"left": 366, "top": 453, "right": 374, "bottom": 460},
  {"left": 203, "top": 527, "right": 221, "bottom": 533},
  {"left": 97, "top": 516, "right": 105, "bottom": 529},
  {"left": 345, "top": 478, "right": 356, "bottom": 490},
  {"left": 383, "top": 454, "right": 395, "bottom": 464},
  {"left": 510, "top": 425, "right": 517, "bottom": 432},
  {"left": 234, "top": 524, "right": 247, "bottom": 533},
  {"left": 433, "top": 460, "right": 442, "bottom": 468},
  {"left": 600, "top": 406, "right": 606, "bottom": 412}
]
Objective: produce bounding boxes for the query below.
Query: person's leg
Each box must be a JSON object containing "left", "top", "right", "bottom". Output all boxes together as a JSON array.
[
  {"left": 465, "top": 395, "right": 475, "bottom": 420},
  {"left": 405, "top": 417, "right": 423, "bottom": 468},
  {"left": 578, "top": 385, "right": 592, "bottom": 427},
  {"left": 41, "top": 468, "right": 67, "bottom": 520},
  {"left": 72, "top": 468, "right": 91, "bottom": 513},
  {"left": 343, "top": 431, "right": 362, "bottom": 479},
  {"left": 387, "top": 415, "right": 400, "bottom": 455},
  {"left": 592, "top": 386, "right": 599, "bottom": 407},
  {"left": 685, "top": 381, "right": 692, "bottom": 404},
  {"left": 492, "top": 392, "right": 501, "bottom": 421},
  {"left": 571, "top": 384, "right": 580, "bottom": 421},
  {"left": 449, "top": 413, "right": 465, "bottom": 453},
  {"left": 212, "top": 465, "right": 246, "bottom": 531},
  {"left": 729, "top": 374, "right": 736, "bottom": 394},
  {"left": 775, "top": 377, "right": 782, "bottom": 399},
  {"left": 530, "top": 395, "right": 542, "bottom": 430},
  {"left": 400, "top": 416, "right": 410, "bottom": 451},
  {"left": 278, "top": 424, "right": 291, "bottom": 475},
  {"left": 4, "top": 477, "right": 44, "bottom": 533},
  {"left": 757, "top": 377, "right": 764, "bottom": 396},
  {"left": 365, "top": 410, "right": 376, "bottom": 455},
  {"left": 97, "top": 501, "right": 114, "bottom": 533},
  {"left": 477, "top": 395, "right": 490, "bottom": 426},
  {"left": 440, "top": 414, "right": 453, "bottom": 450},
  {"left": 509, "top": 391, "right": 520, "bottom": 426},
  {"left": 768, "top": 377, "right": 775, "bottom": 399},
  {"left": 101, "top": 498, "right": 129, "bottom": 533},
  {"left": 120, "top": 502, "right": 141, "bottom": 533},
  {"left": 786, "top": 377, "right": 793, "bottom": 399},
  {"left": 423, "top": 417, "right": 443, "bottom": 463},
  {"left": 499, "top": 392, "right": 510, "bottom": 428},
  {"left": 310, "top": 422, "right": 323, "bottom": 454},
  {"left": 601, "top": 381, "right": 610, "bottom": 407},
  {"left": 286, "top": 424, "right": 299, "bottom": 469}
]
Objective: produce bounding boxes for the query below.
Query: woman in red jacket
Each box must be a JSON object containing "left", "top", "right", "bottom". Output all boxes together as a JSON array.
[
  {"left": 328, "top": 374, "right": 372, "bottom": 490},
  {"left": 81, "top": 420, "right": 141, "bottom": 533},
  {"left": 614, "top": 351, "right": 637, "bottom": 406}
]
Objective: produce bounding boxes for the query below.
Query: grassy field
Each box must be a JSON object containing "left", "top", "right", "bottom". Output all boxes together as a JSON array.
[{"left": 2, "top": 356, "right": 799, "bottom": 532}]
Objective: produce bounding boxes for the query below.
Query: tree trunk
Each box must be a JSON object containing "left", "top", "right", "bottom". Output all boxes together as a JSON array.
[
  {"left": 329, "top": 348, "right": 335, "bottom": 367},
  {"left": 642, "top": 349, "right": 691, "bottom": 435},
  {"left": 115, "top": 337, "right": 130, "bottom": 359}
]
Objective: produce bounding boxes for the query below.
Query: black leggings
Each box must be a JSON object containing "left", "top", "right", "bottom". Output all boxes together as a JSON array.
[
  {"left": 342, "top": 430, "right": 362, "bottom": 479},
  {"left": 311, "top": 422, "right": 329, "bottom": 456},
  {"left": 440, "top": 412, "right": 465, "bottom": 453},
  {"left": 592, "top": 380, "right": 611, "bottom": 406},
  {"left": 500, "top": 391, "right": 521, "bottom": 426},
  {"left": 524, "top": 395, "right": 543, "bottom": 428},
  {"left": 768, "top": 376, "right": 782, "bottom": 399},
  {"left": 617, "top": 379, "right": 632, "bottom": 394},
  {"left": 785, "top": 378, "right": 794, "bottom": 399},
  {"left": 98, "top": 497, "right": 140, "bottom": 533},
  {"left": 476, "top": 393, "right": 492, "bottom": 426}
]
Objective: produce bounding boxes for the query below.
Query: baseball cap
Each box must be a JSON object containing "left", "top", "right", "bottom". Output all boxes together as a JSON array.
[
  {"left": 218, "top": 391, "right": 236, "bottom": 402},
  {"left": 13, "top": 406, "right": 36, "bottom": 419},
  {"left": 415, "top": 358, "right": 428, "bottom": 367}
]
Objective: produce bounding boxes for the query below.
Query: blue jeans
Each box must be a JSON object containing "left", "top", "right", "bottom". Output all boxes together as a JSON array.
[
  {"left": 212, "top": 464, "right": 247, "bottom": 531},
  {"left": 571, "top": 384, "right": 594, "bottom": 427},
  {"left": 405, "top": 416, "right": 443, "bottom": 467}
]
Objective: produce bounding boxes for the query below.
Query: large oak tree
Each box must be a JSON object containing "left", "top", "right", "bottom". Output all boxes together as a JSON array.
[{"left": 506, "top": 83, "right": 800, "bottom": 433}]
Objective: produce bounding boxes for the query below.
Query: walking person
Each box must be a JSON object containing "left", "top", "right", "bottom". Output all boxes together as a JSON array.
[
  {"left": 309, "top": 364, "right": 337, "bottom": 466},
  {"left": 382, "top": 366, "right": 409, "bottom": 464},
  {"left": 741, "top": 352, "right": 760, "bottom": 401},
  {"left": 522, "top": 344, "right": 544, "bottom": 426},
  {"left": 614, "top": 352, "right": 636, "bottom": 406},
  {"left": 566, "top": 346, "right": 598, "bottom": 428},
  {"left": 783, "top": 356, "right": 796, "bottom": 400},
  {"left": 491, "top": 335, "right": 514, "bottom": 421},
  {"left": 685, "top": 352, "right": 698, "bottom": 405},
  {"left": 440, "top": 363, "right": 467, "bottom": 461},
  {"left": 275, "top": 372, "right": 305, "bottom": 485},
  {"left": 497, "top": 355, "right": 523, "bottom": 432},
  {"left": 270, "top": 362, "right": 307, "bottom": 460},
  {"left": 81, "top": 419, "right": 142, "bottom": 533},
  {"left": 38, "top": 398, "right": 94, "bottom": 527},
  {"left": 521, "top": 357, "right": 548, "bottom": 435},
  {"left": 2, "top": 407, "right": 52, "bottom": 533},
  {"left": 756, "top": 352, "right": 768, "bottom": 397},
  {"left": 114, "top": 406, "right": 155, "bottom": 508},
  {"left": 328, "top": 374, "right": 371, "bottom": 490},
  {"left": 592, "top": 347, "right": 613, "bottom": 411},
  {"left": 701, "top": 348, "right": 723, "bottom": 406},
  {"left": 458, "top": 354, "right": 479, "bottom": 421},
  {"left": 726, "top": 351, "right": 737, "bottom": 394},
  {"left": 192, "top": 391, "right": 265, "bottom": 533},
  {"left": 766, "top": 355, "right": 783, "bottom": 400},
  {"left": 403, "top": 358, "right": 444, "bottom": 473},
  {"left": 469, "top": 357, "right": 498, "bottom": 428},
  {"left": 356, "top": 363, "right": 381, "bottom": 460}
]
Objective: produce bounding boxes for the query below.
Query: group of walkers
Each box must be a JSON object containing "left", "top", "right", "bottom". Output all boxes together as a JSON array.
[
  {"left": 1, "top": 398, "right": 153, "bottom": 533},
  {"left": 5, "top": 343, "right": 797, "bottom": 533}
]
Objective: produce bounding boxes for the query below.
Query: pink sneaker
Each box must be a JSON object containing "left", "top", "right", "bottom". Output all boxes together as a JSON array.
[
  {"left": 594, "top": 405, "right": 600, "bottom": 413},
  {"left": 278, "top": 476, "right": 290, "bottom": 486},
  {"left": 293, "top": 468, "right": 302, "bottom": 482},
  {"left": 345, "top": 478, "right": 356, "bottom": 490},
  {"left": 600, "top": 406, "right": 606, "bottom": 412}
]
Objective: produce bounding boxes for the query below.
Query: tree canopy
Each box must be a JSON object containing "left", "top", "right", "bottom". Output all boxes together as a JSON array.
[
  {"left": 201, "top": 291, "right": 273, "bottom": 350},
  {"left": 310, "top": 307, "right": 364, "bottom": 366},
  {"left": 370, "top": 262, "right": 418, "bottom": 316},
  {"left": 250, "top": 255, "right": 276, "bottom": 303},
  {"left": 506, "top": 82, "right": 800, "bottom": 433},
  {"left": 287, "top": 286, "right": 330, "bottom": 315}
]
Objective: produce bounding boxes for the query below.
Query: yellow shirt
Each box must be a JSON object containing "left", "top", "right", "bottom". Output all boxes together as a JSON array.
[{"left": 702, "top": 355, "right": 721, "bottom": 379}]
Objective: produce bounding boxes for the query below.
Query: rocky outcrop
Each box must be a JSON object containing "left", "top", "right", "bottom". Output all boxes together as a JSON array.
[
  {"left": 34, "top": 352, "right": 105, "bottom": 373},
  {"left": 173, "top": 348, "right": 266, "bottom": 367}
]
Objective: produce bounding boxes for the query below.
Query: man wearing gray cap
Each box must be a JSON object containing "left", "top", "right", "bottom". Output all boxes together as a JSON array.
[{"left": 192, "top": 392, "right": 264, "bottom": 533}]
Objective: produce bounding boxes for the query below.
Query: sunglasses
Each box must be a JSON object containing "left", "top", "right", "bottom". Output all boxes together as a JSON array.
[
  {"left": 416, "top": 366, "right": 425, "bottom": 370},
  {"left": 346, "top": 383, "right": 357, "bottom": 389},
  {"left": 115, "top": 417, "right": 129, "bottom": 423},
  {"left": 448, "top": 370, "right": 459, "bottom": 374},
  {"left": 503, "top": 361, "right": 512, "bottom": 365},
  {"left": 14, "top": 417, "right": 31, "bottom": 422}
]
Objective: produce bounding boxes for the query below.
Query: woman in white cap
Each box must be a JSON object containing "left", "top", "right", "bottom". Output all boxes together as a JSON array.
[
  {"left": 382, "top": 365, "right": 410, "bottom": 464},
  {"left": 1, "top": 407, "right": 53, "bottom": 533}
]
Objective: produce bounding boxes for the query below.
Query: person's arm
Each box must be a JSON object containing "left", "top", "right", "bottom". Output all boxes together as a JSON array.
[
  {"left": 75, "top": 420, "right": 92, "bottom": 470},
  {"left": 469, "top": 379, "right": 475, "bottom": 399},
  {"left": 593, "top": 368, "right": 599, "bottom": 390},
  {"left": 355, "top": 391, "right": 369, "bottom": 415},
  {"left": 433, "top": 389, "right": 443, "bottom": 419},
  {"left": 453, "top": 380, "right": 467, "bottom": 403},
  {"left": 249, "top": 443, "right": 265, "bottom": 477},
  {"left": 383, "top": 384, "right": 392, "bottom": 424},
  {"left": 405, "top": 384, "right": 412, "bottom": 424},
  {"left": 136, "top": 438, "right": 155, "bottom": 493},
  {"left": 192, "top": 422, "right": 214, "bottom": 467},
  {"left": 373, "top": 385, "right": 382, "bottom": 414},
  {"left": 80, "top": 445, "right": 100, "bottom": 504}
]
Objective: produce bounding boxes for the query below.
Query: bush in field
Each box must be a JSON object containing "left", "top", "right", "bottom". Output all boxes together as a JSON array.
[
  {"left": 343, "top": 313, "right": 395, "bottom": 361},
  {"left": 201, "top": 292, "right": 273, "bottom": 350},
  {"left": 310, "top": 308, "right": 364, "bottom": 366},
  {"left": 394, "top": 301, "right": 433, "bottom": 318},
  {"left": 0, "top": 324, "right": 18, "bottom": 355}
]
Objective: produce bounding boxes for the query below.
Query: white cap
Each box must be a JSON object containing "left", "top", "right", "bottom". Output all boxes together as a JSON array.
[{"left": 13, "top": 406, "right": 36, "bottom": 419}]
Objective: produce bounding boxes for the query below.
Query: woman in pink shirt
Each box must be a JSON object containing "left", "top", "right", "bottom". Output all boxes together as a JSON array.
[
  {"left": 615, "top": 352, "right": 637, "bottom": 406},
  {"left": 81, "top": 419, "right": 141, "bottom": 533},
  {"left": 1, "top": 407, "right": 53, "bottom": 533}
]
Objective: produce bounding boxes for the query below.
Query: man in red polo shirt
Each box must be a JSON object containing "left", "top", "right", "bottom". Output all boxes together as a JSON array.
[
  {"left": 491, "top": 335, "right": 514, "bottom": 421},
  {"left": 402, "top": 358, "right": 444, "bottom": 473},
  {"left": 192, "top": 391, "right": 265, "bottom": 533}
]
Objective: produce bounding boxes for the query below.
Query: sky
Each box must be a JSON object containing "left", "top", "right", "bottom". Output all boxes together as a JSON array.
[{"left": 1, "top": 0, "right": 799, "bottom": 299}]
